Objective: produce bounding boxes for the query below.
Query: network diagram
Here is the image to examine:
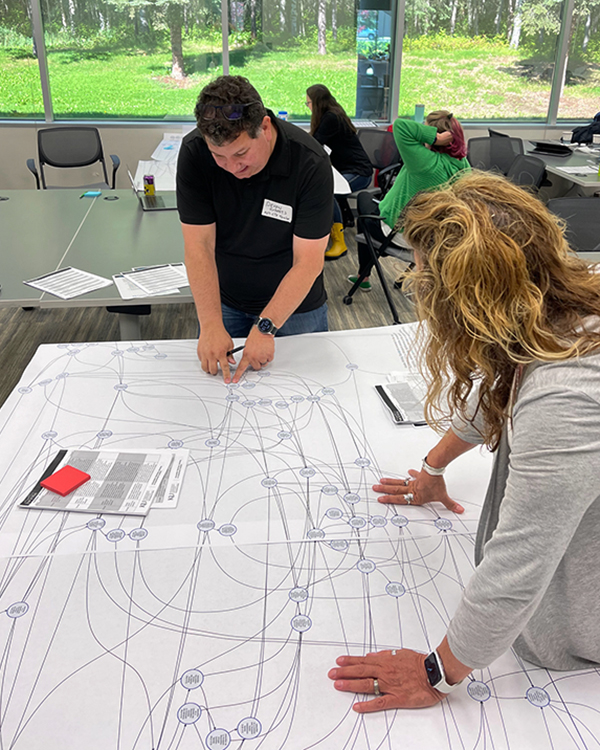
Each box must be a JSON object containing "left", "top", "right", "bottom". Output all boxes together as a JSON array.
[{"left": 0, "top": 329, "right": 597, "bottom": 749}]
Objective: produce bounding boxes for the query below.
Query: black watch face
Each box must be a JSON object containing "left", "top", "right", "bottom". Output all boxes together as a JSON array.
[
  {"left": 424, "top": 653, "right": 442, "bottom": 687},
  {"left": 257, "top": 318, "right": 274, "bottom": 334}
]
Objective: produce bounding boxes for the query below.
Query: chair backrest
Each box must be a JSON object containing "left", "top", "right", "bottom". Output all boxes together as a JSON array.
[
  {"left": 37, "top": 126, "right": 109, "bottom": 188},
  {"left": 547, "top": 197, "right": 600, "bottom": 252},
  {"left": 506, "top": 154, "right": 546, "bottom": 189},
  {"left": 467, "top": 136, "right": 524, "bottom": 175},
  {"left": 488, "top": 128, "right": 510, "bottom": 138},
  {"left": 357, "top": 129, "right": 400, "bottom": 171}
]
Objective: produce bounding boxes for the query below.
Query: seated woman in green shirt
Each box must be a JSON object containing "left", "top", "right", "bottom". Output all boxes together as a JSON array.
[{"left": 349, "top": 110, "right": 469, "bottom": 291}]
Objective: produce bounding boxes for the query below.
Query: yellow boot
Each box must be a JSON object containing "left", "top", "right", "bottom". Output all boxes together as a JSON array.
[{"left": 325, "top": 223, "right": 348, "bottom": 260}]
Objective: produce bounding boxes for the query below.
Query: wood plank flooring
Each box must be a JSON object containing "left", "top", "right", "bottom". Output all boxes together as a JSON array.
[{"left": 0, "top": 230, "right": 416, "bottom": 407}]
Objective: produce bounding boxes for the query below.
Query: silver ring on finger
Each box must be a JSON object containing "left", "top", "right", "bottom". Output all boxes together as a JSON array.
[
  {"left": 403, "top": 478, "right": 409, "bottom": 486},
  {"left": 405, "top": 492, "right": 414, "bottom": 505},
  {"left": 373, "top": 678, "right": 381, "bottom": 696},
  {"left": 391, "top": 649, "right": 397, "bottom": 656}
]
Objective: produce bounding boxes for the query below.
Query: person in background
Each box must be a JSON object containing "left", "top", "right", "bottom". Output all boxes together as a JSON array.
[
  {"left": 348, "top": 110, "right": 469, "bottom": 292},
  {"left": 177, "top": 76, "right": 333, "bottom": 384},
  {"left": 329, "top": 171, "right": 600, "bottom": 710},
  {"left": 307, "top": 84, "right": 373, "bottom": 260}
]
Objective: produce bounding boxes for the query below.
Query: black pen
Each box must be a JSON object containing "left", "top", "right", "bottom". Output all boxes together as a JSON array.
[{"left": 227, "top": 345, "right": 245, "bottom": 356}]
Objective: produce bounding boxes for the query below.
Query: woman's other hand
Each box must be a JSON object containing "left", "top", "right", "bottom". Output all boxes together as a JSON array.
[
  {"left": 373, "top": 469, "right": 464, "bottom": 513},
  {"left": 328, "top": 649, "right": 444, "bottom": 711},
  {"left": 435, "top": 131, "right": 453, "bottom": 147}
]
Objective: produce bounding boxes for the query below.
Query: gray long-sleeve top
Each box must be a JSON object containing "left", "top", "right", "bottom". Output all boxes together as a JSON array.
[{"left": 446, "top": 347, "right": 600, "bottom": 671}]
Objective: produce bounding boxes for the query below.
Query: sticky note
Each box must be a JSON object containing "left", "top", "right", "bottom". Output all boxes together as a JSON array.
[{"left": 40, "top": 465, "right": 91, "bottom": 496}]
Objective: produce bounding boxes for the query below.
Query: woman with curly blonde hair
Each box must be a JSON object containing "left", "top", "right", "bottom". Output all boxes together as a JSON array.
[{"left": 328, "top": 171, "right": 600, "bottom": 711}]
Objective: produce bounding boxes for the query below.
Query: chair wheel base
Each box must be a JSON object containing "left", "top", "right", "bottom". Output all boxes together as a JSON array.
[{"left": 343, "top": 296, "right": 353, "bottom": 306}]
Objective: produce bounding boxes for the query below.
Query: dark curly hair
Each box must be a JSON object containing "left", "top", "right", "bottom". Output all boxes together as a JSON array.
[{"left": 194, "top": 75, "right": 267, "bottom": 146}]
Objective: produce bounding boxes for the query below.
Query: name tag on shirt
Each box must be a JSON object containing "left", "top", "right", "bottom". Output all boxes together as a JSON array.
[{"left": 262, "top": 199, "right": 293, "bottom": 223}]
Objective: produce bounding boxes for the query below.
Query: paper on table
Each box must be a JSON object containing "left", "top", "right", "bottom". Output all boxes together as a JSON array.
[
  {"left": 151, "top": 133, "right": 183, "bottom": 164},
  {"left": 113, "top": 273, "right": 179, "bottom": 300},
  {"left": 556, "top": 165, "right": 598, "bottom": 175},
  {"left": 122, "top": 264, "right": 190, "bottom": 296},
  {"left": 24, "top": 267, "right": 113, "bottom": 300}
]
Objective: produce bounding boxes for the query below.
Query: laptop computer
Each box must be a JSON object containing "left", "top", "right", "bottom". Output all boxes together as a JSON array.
[
  {"left": 528, "top": 140, "right": 573, "bottom": 157},
  {"left": 127, "top": 167, "right": 178, "bottom": 211}
]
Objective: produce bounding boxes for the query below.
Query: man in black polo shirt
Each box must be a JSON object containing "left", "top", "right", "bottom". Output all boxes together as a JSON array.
[{"left": 177, "top": 75, "right": 333, "bottom": 383}]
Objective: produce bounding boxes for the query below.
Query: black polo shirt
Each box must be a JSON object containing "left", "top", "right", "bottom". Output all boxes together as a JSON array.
[{"left": 177, "top": 112, "right": 334, "bottom": 316}]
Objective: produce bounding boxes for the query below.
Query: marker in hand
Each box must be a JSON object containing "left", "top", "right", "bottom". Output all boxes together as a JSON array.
[{"left": 226, "top": 345, "right": 245, "bottom": 357}]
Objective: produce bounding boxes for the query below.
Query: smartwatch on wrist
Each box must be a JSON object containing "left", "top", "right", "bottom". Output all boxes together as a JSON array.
[
  {"left": 424, "top": 650, "right": 462, "bottom": 694},
  {"left": 254, "top": 317, "right": 279, "bottom": 336}
]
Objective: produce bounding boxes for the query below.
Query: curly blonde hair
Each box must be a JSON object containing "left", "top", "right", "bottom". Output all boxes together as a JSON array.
[{"left": 401, "top": 170, "right": 600, "bottom": 449}]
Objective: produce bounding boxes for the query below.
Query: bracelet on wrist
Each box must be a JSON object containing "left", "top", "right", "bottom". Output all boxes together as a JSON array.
[{"left": 421, "top": 456, "right": 446, "bottom": 476}]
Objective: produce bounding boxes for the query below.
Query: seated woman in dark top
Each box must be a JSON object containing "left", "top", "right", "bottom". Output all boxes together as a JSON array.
[{"left": 307, "top": 84, "right": 373, "bottom": 260}]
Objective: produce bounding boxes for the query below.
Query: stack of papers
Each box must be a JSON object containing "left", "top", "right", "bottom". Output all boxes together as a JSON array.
[
  {"left": 113, "top": 263, "right": 189, "bottom": 299},
  {"left": 24, "top": 267, "right": 113, "bottom": 299}
]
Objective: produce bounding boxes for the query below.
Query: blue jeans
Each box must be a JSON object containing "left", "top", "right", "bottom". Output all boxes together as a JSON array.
[
  {"left": 221, "top": 302, "right": 328, "bottom": 338},
  {"left": 334, "top": 172, "right": 373, "bottom": 224}
]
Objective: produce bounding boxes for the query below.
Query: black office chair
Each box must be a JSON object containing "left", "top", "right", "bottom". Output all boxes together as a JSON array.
[
  {"left": 547, "top": 197, "right": 600, "bottom": 252},
  {"left": 506, "top": 154, "right": 547, "bottom": 191},
  {"left": 27, "top": 126, "right": 120, "bottom": 189},
  {"left": 467, "top": 136, "right": 524, "bottom": 175},
  {"left": 488, "top": 128, "right": 510, "bottom": 138},
  {"left": 343, "top": 191, "right": 414, "bottom": 325},
  {"left": 338, "top": 128, "right": 403, "bottom": 227}
]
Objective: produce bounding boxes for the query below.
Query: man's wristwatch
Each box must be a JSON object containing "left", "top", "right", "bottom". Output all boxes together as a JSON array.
[
  {"left": 254, "top": 317, "right": 279, "bottom": 336},
  {"left": 424, "top": 650, "right": 463, "bottom": 694}
]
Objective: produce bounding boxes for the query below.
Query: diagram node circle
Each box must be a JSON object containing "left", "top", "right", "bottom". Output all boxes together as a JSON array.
[
  {"left": 141, "top": 344, "right": 154, "bottom": 350},
  {"left": 127, "top": 346, "right": 139, "bottom": 352},
  {"left": 42, "top": 431, "right": 58, "bottom": 439},
  {"left": 468, "top": 681, "right": 491, "bottom": 702},
  {"left": 219, "top": 524, "right": 237, "bottom": 537},
  {"left": 258, "top": 370, "right": 270, "bottom": 377},
  {"left": 55, "top": 372, "right": 70, "bottom": 379},
  {"left": 106, "top": 529, "right": 126, "bottom": 542},
  {"left": 329, "top": 539, "right": 349, "bottom": 551},
  {"left": 226, "top": 394, "right": 239, "bottom": 401},
  {"left": 198, "top": 519, "right": 215, "bottom": 532},
  {"left": 177, "top": 702, "right": 202, "bottom": 724},
  {"left": 291, "top": 395, "right": 304, "bottom": 402},
  {"left": 322, "top": 387, "right": 335, "bottom": 395},
  {"left": 386, "top": 582, "right": 405, "bottom": 597},
  {"left": 306, "top": 395, "right": 320, "bottom": 402},
  {"left": 355, "top": 457, "right": 370, "bottom": 467},
  {"left": 262, "top": 477, "right": 278, "bottom": 488},
  {"left": 291, "top": 614, "right": 312, "bottom": 632},
  {"left": 258, "top": 398, "right": 272, "bottom": 406},
  {"left": 391, "top": 515, "right": 409, "bottom": 527},
  {"left": 275, "top": 400, "right": 289, "bottom": 409},
  {"left": 299, "top": 467, "right": 315, "bottom": 477},
  {"left": 307, "top": 528, "right": 325, "bottom": 539},
  {"left": 18, "top": 387, "right": 32, "bottom": 394},
  {"left": 344, "top": 492, "right": 360, "bottom": 504},
  {"left": 289, "top": 587, "right": 309, "bottom": 602},
  {"left": 112, "top": 350, "right": 124, "bottom": 357},
  {"left": 38, "top": 379, "right": 52, "bottom": 386},
  {"left": 227, "top": 382, "right": 240, "bottom": 389},
  {"left": 435, "top": 518, "right": 453, "bottom": 531},
  {"left": 87, "top": 518, "right": 105, "bottom": 531},
  {"left": 206, "top": 729, "right": 231, "bottom": 748},
  {"left": 129, "top": 528, "right": 148, "bottom": 541},
  {"left": 346, "top": 363, "right": 359, "bottom": 370},
  {"left": 242, "top": 400, "right": 256, "bottom": 408},
  {"left": 205, "top": 439, "right": 220, "bottom": 447},
  {"left": 237, "top": 717, "right": 262, "bottom": 739},
  {"left": 278, "top": 431, "right": 292, "bottom": 440},
  {"left": 242, "top": 381, "right": 256, "bottom": 389},
  {"left": 7, "top": 601, "right": 29, "bottom": 618},
  {"left": 68, "top": 349, "right": 81, "bottom": 356},
  {"left": 180, "top": 669, "right": 204, "bottom": 689},
  {"left": 357, "top": 559, "right": 376, "bottom": 574},
  {"left": 97, "top": 430, "right": 113, "bottom": 439},
  {"left": 349, "top": 516, "right": 366, "bottom": 529},
  {"left": 154, "top": 353, "right": 167, "bottom": 359},
  {"left": 321, "top": 485, "right": 338, "bottom": 495},
  {"left": 57, "top": 343, "right": 70, "bottom": 348},
  {"left": 370, "top": 515, "right": 387, "bottom": 527},
  {"left": 526, "top": 686, "right": 551, "bottom": 707},
  {"left": 114, "top": 384, "right": 128, "bottom": 391},
  {"left": 169, "top": 439, "right": 184, "bottom": 448},
  {"left": 326, "top": 507, "right": 343, "bottom": 519}
]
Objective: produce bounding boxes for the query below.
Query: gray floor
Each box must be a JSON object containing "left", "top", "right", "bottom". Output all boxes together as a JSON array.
[{"left": 0, "top": 230, "right": 416, "bottom": 407}]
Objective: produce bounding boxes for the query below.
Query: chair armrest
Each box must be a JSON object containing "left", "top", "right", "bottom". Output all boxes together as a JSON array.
[
  {"left": 109, "top": 154, "right": 121, "bottom": 189},
  {"left": 26, "top": 158, "right": 41, "bottom": 190}
]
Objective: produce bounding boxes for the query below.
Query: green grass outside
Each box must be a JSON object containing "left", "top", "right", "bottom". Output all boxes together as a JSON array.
[{"left": 1, "top": 37, "right": 599, "bottom": 120}]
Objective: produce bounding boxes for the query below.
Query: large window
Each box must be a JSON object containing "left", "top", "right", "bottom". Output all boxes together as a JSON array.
[
  {"left": 0, "top": 0, "right": 44, "bottom": 118},
  {"left": 557, "top": 0, "right": 600, "bottom": 119},
  {"left": 399, "top": 0, "right": 563, "bottom": 121}
]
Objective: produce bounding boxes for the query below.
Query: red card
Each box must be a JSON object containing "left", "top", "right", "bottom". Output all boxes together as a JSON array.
[{"left": 40, "top": 465, "right": 91, "bottom": 496}]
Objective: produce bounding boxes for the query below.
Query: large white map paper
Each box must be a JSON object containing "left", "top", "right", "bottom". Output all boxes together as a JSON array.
[{"left": 0, "top": 327, "right": 597, "bottom": 750}]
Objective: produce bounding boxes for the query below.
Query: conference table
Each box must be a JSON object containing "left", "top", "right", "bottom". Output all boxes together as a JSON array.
[
  {"left": 527, "top": 142, "right": 600, "bottom": 190},
  {"left": 0, "top": 189, "right": 188, "bottom": 337},
  {"left": 0, "top": 324, "right": 597, "bottom": 749}
]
